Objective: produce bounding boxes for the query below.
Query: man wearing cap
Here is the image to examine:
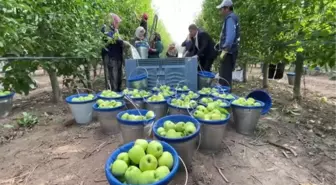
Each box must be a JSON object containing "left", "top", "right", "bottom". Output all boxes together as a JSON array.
[
  {"left": 140, "top": 13, "right": 148, "bottom": 38},
  {"left": 216, "top": 0, "right": 240, "bottom": 87}
]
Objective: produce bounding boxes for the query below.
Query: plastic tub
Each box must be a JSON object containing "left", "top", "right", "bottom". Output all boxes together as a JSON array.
[
  {"left": 153, "top": 115, "right": 200, "bottom": 169},
  {"left": 145, "top": 98, "right": 168, "bottom": 120},
  {"left": 0, "top": 92, "right": 15, "bottom": 118},
  {"left": 231, "top": 101, "right": 265, "bottom": 136},
  {"left": 117, "top": 109, "right": 156, "bottom": 144},
  {"left": 65, "top": 94, "right": 97, "bottom": 125},
  {"left": 105, "top": 140, "right": 179, "bottom": 185},
  {"left": 97, "top": 92, "right": 124, "bottom": 101},
  {"left": 287, "top": 72, "right": 295, "bottom": 85},
  {"left": 167, "top": 98, "right": 196, "bottom": 115},
  {"left": 93, "top": 100, "right": 126, "bottom": 135},
  {"left": 247, "top": 90, "right": 272, "bottom": 115},
  {"left": 198, "top": 71, "right": 215, "bottom": 90},
  {"left": 193, "top": 112, "right": 231, "bottom": 151}
]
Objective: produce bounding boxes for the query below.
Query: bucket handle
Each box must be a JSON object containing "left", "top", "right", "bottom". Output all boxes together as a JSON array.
[
  {"left": 178, "top": 156, "right": 189, "bottom": 185},
  {"left": 124, "top": 94, "right": 142, "bottom": 115},
  {"left": 75, "top": 88, "right": 96, "bottom": 95},
  {"left": 129, "top": 67, "right": 149, "bottom": 80},
  {"left": 175, "top": 80, "right": 189, "bottom": 96},
  {"left": 213, "top": 75, "right": 231, "bottom": 90}
]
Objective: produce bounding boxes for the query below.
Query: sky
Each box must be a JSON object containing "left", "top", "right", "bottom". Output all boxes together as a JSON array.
[{"left": 152, "top": 0, "right": 204, "bottom": 45}]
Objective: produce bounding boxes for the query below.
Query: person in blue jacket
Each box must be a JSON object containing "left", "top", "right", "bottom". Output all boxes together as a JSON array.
[{"left": 216, "top": 0, "right": 240, "bottom": 87}]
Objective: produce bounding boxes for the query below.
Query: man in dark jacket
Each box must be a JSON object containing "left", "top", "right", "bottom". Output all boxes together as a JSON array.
[
  {"left": 216, "top": 0, "right": 240, "bottom": 87},
  {"left": 181, "top": 35, "right": 197, "bottom": 57},
  {"left": 140, "top": 13, "right": 148, "bottom": 38},
  {"left": 188, "top": 24, "right": 217, "bottom": 71}
]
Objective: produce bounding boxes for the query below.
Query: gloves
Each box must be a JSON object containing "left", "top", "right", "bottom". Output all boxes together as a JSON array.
[{"left": 220, "top": 50, "right": 228, "bottom": 59}]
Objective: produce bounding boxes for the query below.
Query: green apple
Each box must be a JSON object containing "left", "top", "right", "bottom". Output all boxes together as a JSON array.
[
  {"left": 139, "top": 154, "right": 158, "bottom": 171},
  {"left": 184, "top": 124, "right": 196, "bottom": 136},
  {"left": 159, "top": 131, "right": 166, "bottom": 137},
  {"left": 145, "top": 110, "right": 155, "bottom": 119},
  {"left": 157, "top": 127, "right": 165, "bottom": 134},
  {"left": 193, "top": 110, "right": 205, "bottom": 119},
  {"left": 124, "top": 166, "right": 142, "bottom": 184},
  {"left": 121, "top": 113, "right": 129, "bottom": 120},
  {"left": 211, "top": 113, "right": 221, "bottom": 120},
  {"left": 135, "top": 139, "right": 148, "bottom": 151},
  {"left": 155, "top": 166, "right": 171, "bottom": 181},
  {"left": 163, "top": 120, "right": 175, "bottom": 131},
  {"left": 196, "top": 105, "right": 206, "bottom": 112},
  {"left": 158, "top": 151, "right": 174, "bottom": 169},
  {"left": 110, "top": 159, "right": 128, "bottom": 177},
  {"left": 146, "top": 141, "right": 163, "bottom": 158},
  {"left": 185, "top": 122, "right": 194, "bottom": 127},
  {"left": 138, "top": 170, "right": 157, "bottom": 184},
  {"left": 166, "top": 129, "right": 177, "bottom": 138},
  {"left": 128, "top": 145, "right": 146, "bottom": 165},
  {"left": 207, "top": 102, "right": 216, "bottom": 111},
  {"left": 117, "top": 152, "right": 130, "bottom": 165},
  {"left": 175, "top": 122, "right": 185, "bottom": 132},
  {"left": 116, "top": 175, "right": 126, "bottom": 183}
]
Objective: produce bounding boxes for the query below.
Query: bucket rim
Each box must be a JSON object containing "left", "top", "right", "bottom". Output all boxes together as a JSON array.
[
  {"left": 198, "top": 71, "right": 216, "bottom": 78},
  {"left": 0, "top": 91, "right": 15, "bottom": 99},
  {"left": 287, "top": 72, "right": 295, "bottom": 76},
  {"left": 117, "top": 109, "right": 156, "bottom": 125},
  {"left": 192, "top": 111, "right": 231, "bottom": 125},
  {"left": 124, "top": 93, "right": 152, "bottom": 101},
  {"left": 212, "top": 85, "right": 231, "bottom": 92},
  {"left": 246, "top": 90, "right": 272, "bottom": 115},
  {"left": 175, "top": 92, "right": 200, "bottom": 100},
  {"left": 211, "top": 93, "right": 238, "bottom": 101},
  {"left": 92, "top": 100, "right": 125, "bottom": 112},
  {"left": 144, "top": 97, "right": 167, "bottom": 104},
  {"left": 167, "top": 98, "right": 196, "bottom": 110},
  {"left": 198, "top": 98, "right": 231, "bottom": 109},
  {"left": 127, "top": 73, "right": 148, "bottom": 82},
  {"left": 153, "top": 115, "right": 201, "bottom": 143},
  {"left": 105, "top": 140, "right": 179, "bottom": 185},
  {"left": 135, "top": 41, "right": 150, "bottom": 48},
  {"left": 65, "top": 93, "right": 97, "bottom": 104},
  {"left": 97, "top": 91, "right": 124, "bottom": 99},
  {"left": 231, "top": 100, "right": 265, "bottom": 109}
]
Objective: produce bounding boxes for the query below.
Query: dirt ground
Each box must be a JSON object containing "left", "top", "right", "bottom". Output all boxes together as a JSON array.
[{"left": 0, "top": 68, "right": 335, "bottom": 185}]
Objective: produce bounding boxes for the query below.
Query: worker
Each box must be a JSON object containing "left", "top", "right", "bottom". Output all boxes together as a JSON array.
[
  {"left": 166, "top": 43, "right": 178, "bottom": 58},
  {"left": 188, "top": 24, "right": 217, "bottom": 71},
  {"left": 101, "top": 13, "right": 125, "bottom": 92},
  {"left": 148, "top": 32, "right": 163, "bottom": 58},
  {"left": 140, "top": 13, "right": 148, "bottom": 38},
  {"left": 216, "top": 0, "right": 240, "bottom": 87},
  {"left": 131, "top": 26, "right": 147, "bottom": 46},
  {"left": 181, "top": 34, "right": 197, "bottom": 57}
]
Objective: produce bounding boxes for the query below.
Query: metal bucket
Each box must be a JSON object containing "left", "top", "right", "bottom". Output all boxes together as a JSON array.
[
  {"left": 145, "top": 100, "right": 168, "bottom": 120},
  {"left": 231, "top": 101, "right": 265, "bottom": 136},
  {"left": 0, "top": 92, "right": 15, "bottom": 118},
  {"left": 153, "top": 115, "right": 200, "bottom": 169},
  {"left": 125, "top": 97, "right": 146, "bottom": 109},
  {"left": 135, "top": 42, "right": 149, "bottom": 59},
  {"left": 198, "top": 71, "right": 215, "bottom": 90},
  {"left": 117, "top": 109, "right": 156, "bottom": 144},
  {"left": 93, "top": 101, "right": 126, "bottom": 135},
  {"left": 65, "top": 94, "right": 97, "bottom": 125},
  {"left": 287, "top": 72, "right": 295, "bottom": 85},
  {"left": 167, "top": 98, "right": 195, "bottom": 116}
]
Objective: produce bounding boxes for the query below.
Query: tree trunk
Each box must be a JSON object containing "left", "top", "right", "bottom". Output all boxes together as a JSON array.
[
  {"left": 293, "top": 53, "right": 304, "bottom": 100},
  {"left": 84, "top": 60, "right": 92, "bottom": 90},
  {"left": 47, "top": 69, "right": 61, "bottom": 103},
  {"left": 262, "top": 62, "right": 269, "bottom": 88},
  {"left": 243, "top": 62, "right": 248, "bottom": 82}
]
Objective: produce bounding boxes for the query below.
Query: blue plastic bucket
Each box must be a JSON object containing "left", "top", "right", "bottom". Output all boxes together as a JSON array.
[
  {"left": 97, "top": 92, "right": 124, "bottom": 101},
  {"left": 65, "top": 94, "right": 97, "bottom": 125},
  {"left": 93, "top": 100, "right": 126, "bottom": 134},
  {"left": 105, "top": 140, "right": 179, "bottom": 185},
  {"left": 0, "top": 92, "right": 15, "bottom": 118},
  {"left": 212, "top": 85, "right": 231, "bottom": 93},
  {"left": 246, "top": 90, "right": 272, "bottom": 115},
  {"left": 128, "top": 73, "right": 148, "bottom": 90},
  {"left": 153, "top": 115, "right": 200, "bottom": 169},
  {"left": 198, "top": 71, "right": 215, "bottom": 90},
  {"left": 117, "top": 109, "right": 156, "bottom": 143},
  {"left": 167, "top": 98, "right": 196, "bottom": 115},
  {"left": 231, "top": 100, "right": 265, "bottom": 136}
]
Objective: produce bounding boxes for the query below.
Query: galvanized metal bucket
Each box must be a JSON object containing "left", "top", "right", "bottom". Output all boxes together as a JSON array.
[
  {"left": 167, "top": 103, "right": 194, "bottom": 116},
  {"left": 287, "top": 72, "right": 295, "bottom": 85},
  {"left": 135, "top": 41, "right": 149, "bottom": 59},
  {"left": 0, "top": 92, "right": 15, "bottom": 118},
  {"left": 117, "top": 109, "right": 156, "bottom": 144},
  {"left": 92, "top": 100, "right": 126, "bottom": 135},
  {"left": 231, "top": 101, "right": 265, "bottom": 136},
  {"left": 198, "top": 71, "right": 215, "bottom": 90},
  {"left": 124, "top": 97, "right": 146, "bottom": 109},
  {"left": 65, "top": 94, "right": 97, "bottom": 125},
  {"left": 145, "top": 99, "right": 168, "bottom": 120},
  {"left": 153, "top": 115, "right": 200, "bottom": 170},
  {"left": 128, "top": 67, "right": 148, "bottom": 90}
]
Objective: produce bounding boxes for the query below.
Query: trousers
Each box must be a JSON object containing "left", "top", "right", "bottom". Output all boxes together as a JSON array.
[
  {"left": 103, "top": 55, "right": 123, "bottom": 92},
  {"left": 198, "top": 57, "right": 215, "bottom": 71},
  {"left": 219, "top": 51, "right": 238, "bottom": 87}
]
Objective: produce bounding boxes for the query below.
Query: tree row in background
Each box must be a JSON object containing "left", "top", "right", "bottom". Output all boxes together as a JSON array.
[
  {"left": 0, "top": 0, "right": 172, "bottom": 102},
  {"left": 196, "top": 0, "right": 336, "bottom": 100}
]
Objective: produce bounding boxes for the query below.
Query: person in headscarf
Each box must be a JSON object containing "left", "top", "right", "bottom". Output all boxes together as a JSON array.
[
  {"left": 101, "top": 13, "right": 124, "bottom": 92},
  {"left": 140, "top": 13, "right": 148, "bottom": 38},
  {"left": 148, "top": 32, "right": 163, "bottom": 58},
  {"left": 166, "top": 43, "right": 178, "bottom": 58}
]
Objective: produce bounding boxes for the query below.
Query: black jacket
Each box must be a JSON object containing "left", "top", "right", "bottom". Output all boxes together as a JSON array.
[
  {"left": 182, "top": 38, "right": 197, "bottom": 57},
  {"left": 194, "top": 31, "right": 217, "bottom": 60},
  {"left": 140, "top": 19, "right": 148, "bottom": 37}
]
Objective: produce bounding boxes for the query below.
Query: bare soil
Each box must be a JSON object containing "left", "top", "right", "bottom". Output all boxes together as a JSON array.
[{"left": 0, "top": 68, "right": 335, "bottom": 185}]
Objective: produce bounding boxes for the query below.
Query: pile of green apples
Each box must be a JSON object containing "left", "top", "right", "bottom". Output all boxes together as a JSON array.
[
  {"left": 123, "top": 89, "right": 151, "bottom": 99},
  {"left": 232, "top": 97, "right": 262, "bottom": 107},
  {"left": 147, "top": 94, "right": 165, "bottom": 102},
  {"left": 175, "top": 85, "right": 189, "bottom": 91},
  {"left": 71, "top": 94, "right": 95, "bottom": 102},
  {"left": 179, "top": 91, "right": 199, "bottom": 100},
  {"left": 96, "top": 99, "right": 123, "bottom": 108},
  {"left": 199, "top": 97, "right": 228, "bottom": 107},
  {"left": 152, "top": 85, "right": 174, "bottom": 97},
  {"left": 169, "top": 97, "right": 197, "bottom": 109},
  {"left": 0, "top": 90, "right": 11, "bottom": 96},
  {"left": 198, "top": 87, "right": 221, "bottom": 95},
  {"left": 120, "top": 111, "right": 155, "bottom": 121},
  {"left": 193, "top": 103, "right": 229, "bottom": 121},
  {"left": 110, "top": 140, "right": 174, "bottom": 184},
  {"left": 212, "top": 92, "right": 236, "bottom": 100},
  {"left": 100, "top": 90, "right": 122, "bottom": 98},
  {"left": 156, "top": 120, "right": 197, "bottom": 138}
]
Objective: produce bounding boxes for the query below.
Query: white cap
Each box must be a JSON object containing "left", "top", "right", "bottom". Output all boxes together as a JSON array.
[{"left": 216, "top": 0, "right": 233, "bottom": 9}]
